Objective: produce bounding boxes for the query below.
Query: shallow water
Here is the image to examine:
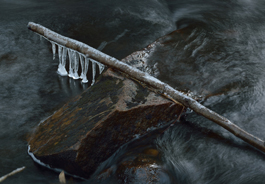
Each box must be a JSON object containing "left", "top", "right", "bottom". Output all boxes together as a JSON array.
[{"left": 1, "top": 0, "right": 265, "bottom": 183}]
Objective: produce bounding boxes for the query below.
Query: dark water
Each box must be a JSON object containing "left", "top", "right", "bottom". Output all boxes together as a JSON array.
[{"left": 1, "top": 0, "right": 265, "bottom": 183}]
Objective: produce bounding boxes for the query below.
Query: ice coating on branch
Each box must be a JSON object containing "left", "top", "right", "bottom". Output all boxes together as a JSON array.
[
  {"left": 68, "top": 49, "right": 74, "bottom": 78},
  {"left": 91, "top": 60, "right": 96, "bottom": 85},
  {"left": 72, "top": 51, "right": 80, "bottom": 79},
  {"left": 144, "top": 73, "right": 164, "bottom": 86},
  {"left": 51, "top": 42, "right": 56, "bottom": 60},
  {"left": 32, "top": 24, "right": 110, "bottom": 84}
]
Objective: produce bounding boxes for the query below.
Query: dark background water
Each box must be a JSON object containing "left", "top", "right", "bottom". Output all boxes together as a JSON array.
[{"left": 1, "top": 0, "right": 265, "bottom": 183}]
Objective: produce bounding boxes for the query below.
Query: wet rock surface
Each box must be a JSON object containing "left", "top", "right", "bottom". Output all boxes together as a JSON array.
[
  {"left": 97, "top": 148, "right": 168, "bottom": 184},
  {"left": 115, "top": 148, "right": 171, "bottom": 184},
  {"left": 95, "top": 131, "right": 176, "bottom": 184},
  {"left": 121, "top": 28, "right": 187, "bottom": 78},
  {"left": 121, "top": 24, "right": 240, "bottom": 99},
  {"left": 28, "top": 68, "right": 183, "bottom": 179}
]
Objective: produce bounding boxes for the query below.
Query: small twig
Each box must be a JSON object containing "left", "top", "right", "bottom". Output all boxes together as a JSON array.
[
  {"left": 0, "top": 166, "right": 26, "bottom": 182},
  {"left": 162, "top": 106, "right": 186, "bottom": 133},
  {"left": 160, "top": 92, "right": 183, "bottom": 106},
  {"left": 176, "top": 106, "right": 186, "bottom": 122}
]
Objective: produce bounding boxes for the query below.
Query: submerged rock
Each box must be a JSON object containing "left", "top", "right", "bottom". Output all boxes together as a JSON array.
[
  {"left": 97, "top": 148, "right": 167, "bottom": 184},
  {"left": 28, "top": 68, "right": 183, "bottom": 179},
  {"left": 95, "top": 131, "right": 175, "bottom": 184},
  {"left": 115, "top": 148, "right": 172, "bottom": 184}
]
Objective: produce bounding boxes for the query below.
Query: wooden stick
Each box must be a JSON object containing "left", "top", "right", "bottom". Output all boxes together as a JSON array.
[
  {"left": 27, "top": 22, "right": 265, "bottom": 153},
  {"left": 0, "top": 166, "right": 25, "bottom": 182}
]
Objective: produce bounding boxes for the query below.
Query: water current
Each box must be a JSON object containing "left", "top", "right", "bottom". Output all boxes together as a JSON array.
[{"left": 1, "top": 0, "right": 265, "bottom": 183}]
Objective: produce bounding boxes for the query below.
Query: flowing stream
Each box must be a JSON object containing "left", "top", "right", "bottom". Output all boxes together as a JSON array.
[{"left": 1, "top": 0, "right": 265, "bottom": 183}]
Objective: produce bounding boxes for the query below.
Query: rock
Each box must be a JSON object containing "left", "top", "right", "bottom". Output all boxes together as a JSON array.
[
  {"left": 115, "top": 148, "right": 171, "bottom": 184},
  {"left": 28, "top": 68, "right": 184, "bottom": 179},
  {"left": 122, "top": 23, "right": 242, "bottom": 99},
  {"left": 121, "top": 28, "right": 188, "bottom": 77},
  {"left": 96, "top": 139, "right": 174, "bottom": 183}
]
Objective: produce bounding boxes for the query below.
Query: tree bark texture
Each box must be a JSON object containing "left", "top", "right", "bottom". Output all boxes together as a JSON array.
[{"left": 27, "top": 22, "right": 265, "bottom": 153}]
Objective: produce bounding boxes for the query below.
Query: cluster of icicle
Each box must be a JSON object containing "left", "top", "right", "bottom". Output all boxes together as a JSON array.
[{"left": 45, "top": 37, "right": 105, "bottom": 85}]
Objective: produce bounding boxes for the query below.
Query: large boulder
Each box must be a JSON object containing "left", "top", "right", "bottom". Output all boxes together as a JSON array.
[{"left": 28, "top": 68, "right": 183, "bottom": 179}]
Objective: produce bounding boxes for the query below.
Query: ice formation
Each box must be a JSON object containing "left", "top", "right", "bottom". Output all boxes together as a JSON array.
[
  {"left": 47, "top": 40, "right": 105, "bottom": 84},
  {"left": 91, "top": 59, "right": 96, "bottom": 85},
  {"left": 51, "top": 42, "right": 56, "bottom": 60},
  {"left": 80, "top": 55, "right": 89, "bottom": 83},
  {"left": 67, "top": 48, "right": 74, "bottom": 78},
  {"left": 72, "top": 51, "right": 80, "bottom": 79},
  {"left": 98, "top": 62, "right": 105, "bottom": 74},
  {"left": 32, "top": 23, "right": 109, "bottom": 85},
  {"left": 57, "top": 46, "right": 68, "bottom": 76},
  {"left": 58, "top": 45, "right": 62, "bottom": 62}
]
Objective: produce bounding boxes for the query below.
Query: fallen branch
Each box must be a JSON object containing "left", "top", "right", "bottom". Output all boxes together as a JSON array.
[
  {"left": 27, "top": 22, "right": 265, "bottom": 153},
  {"left": 0, "top": 166, "right": 25, "bottom": 182}
]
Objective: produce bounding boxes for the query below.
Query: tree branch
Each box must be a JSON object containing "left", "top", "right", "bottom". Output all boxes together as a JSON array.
[{"left": 27, "top": 22, "right": 265, "bottom": 153}]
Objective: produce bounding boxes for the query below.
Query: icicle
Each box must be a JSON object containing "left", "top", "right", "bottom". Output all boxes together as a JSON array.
[
  {"left": 81, "top": 56, "right": 89, "bottom": 83},
  {"left": 79, "top": 54, "right": 85, "bottom": 79},
  {"left": 57, "top": 46, "right": 68, "bottom": 76},
  {"left": 52, "top": 42, "right": 56, "bottom": 60},
  {"left": 62, "top": 47, "right": 67, "bottom": 67},
  {"left": 98, "top": 63, "right": 105, "bottom": 74},
  {"left": 59, "top": 47, "right": 68, "bottom": 76},
  {"left": 79, "top": 54, "right": 89, "bottom": 83},
  {"left": 91, "top": 60, "right": 96, "bottom": 85},
  {"left": 68, "top": 49, "right": 74, "bottom": 78},
  {"left": 72, "top": 51, "right": 80, "bottom": 79},
  {"left": 57, "top": 45, "right": 62, "bottom": 72},
  {"left": 58, "top": 45, "right": 62, "bottom": 63}
]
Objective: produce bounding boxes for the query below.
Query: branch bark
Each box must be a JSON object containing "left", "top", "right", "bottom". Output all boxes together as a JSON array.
[{"left": 27, "top": 22, "right": 265, "bottom": 153}]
